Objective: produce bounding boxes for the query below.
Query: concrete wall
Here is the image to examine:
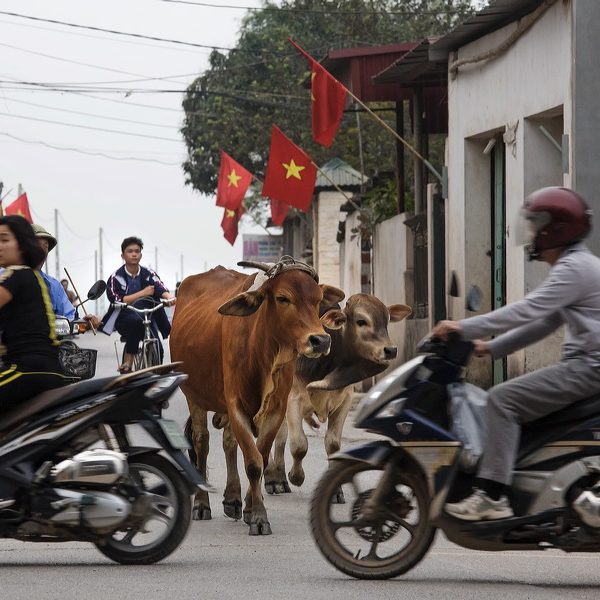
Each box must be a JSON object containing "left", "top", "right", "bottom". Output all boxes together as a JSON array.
[
  {"left": 340, "top": 212, "right": 362, "bottom": 298},
  {"left": 312, "top": 191, "right": 345, "bottom": 288},
  {"left": 373, "top": 213, "right": 410, "bottom": 364},
  {"left": 573, "top": 0, "right": 600, "bottom": 256},
  {"left": 447, "top": 0, "right": 573, "bottom": 380}
]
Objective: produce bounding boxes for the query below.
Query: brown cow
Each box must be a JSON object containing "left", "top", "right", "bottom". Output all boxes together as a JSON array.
[
  {"left": 170, "top": 258, "right": 344, "bottom": 535},
  {"left": 264, "top": 294, "right": 411, "bottom": 499}
]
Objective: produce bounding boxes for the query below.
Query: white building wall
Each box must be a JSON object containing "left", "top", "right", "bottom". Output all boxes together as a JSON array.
[
  {"left": 373, "top": 214, "right": 410, "bottom": 364},
  {"left": 340, "top": 212, "right": 362, "bottom": 298},
  {"left": 447, "top": 1, "right": 572, "bottom": 378},
  {"left": 312, "top": 191, "right": 345, "bottom": 288}
]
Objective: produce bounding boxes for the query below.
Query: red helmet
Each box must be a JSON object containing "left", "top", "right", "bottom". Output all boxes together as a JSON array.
[{"left": 522, "top": 187, "right": 592, "bottom": 257}]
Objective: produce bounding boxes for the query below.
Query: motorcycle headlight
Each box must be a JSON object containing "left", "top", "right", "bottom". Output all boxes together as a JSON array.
[{"left": 55, "top": 318, "right": 71, "bottom": 337}]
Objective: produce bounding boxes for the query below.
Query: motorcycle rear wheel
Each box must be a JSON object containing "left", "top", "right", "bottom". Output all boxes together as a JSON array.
[
  {"left": 310, "top": 459, "right": 435, "bottom": 579},
  {"left": 95, "top": 454, "right": 191, "bottom": 565}
]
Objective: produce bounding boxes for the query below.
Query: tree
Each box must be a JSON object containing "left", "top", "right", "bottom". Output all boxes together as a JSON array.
[{"left": 181, "top": 0, "right": 478, "bottom": 217}]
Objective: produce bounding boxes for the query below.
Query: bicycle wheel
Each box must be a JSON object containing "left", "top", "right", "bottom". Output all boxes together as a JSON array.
[{"left": 141, "top": 340, "right": 161, "bottom": 369}]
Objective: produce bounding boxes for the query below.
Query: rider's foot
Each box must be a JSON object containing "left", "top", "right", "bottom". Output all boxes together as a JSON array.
[
  {"left": 118, "top": 363, "right": 132, "bottom": 374},
  {"left": 445, "top": 488, "right": 513, "bottom": 521}
]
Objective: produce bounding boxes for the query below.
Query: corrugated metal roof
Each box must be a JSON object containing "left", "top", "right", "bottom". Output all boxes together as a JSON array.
[
  {"left": 315, "top": 158, "right": 369, "bottom": 190},
  {"left": 373, "top": 38, "right": 447, "bottom": 86},
  {"left": 430, "top": 0, "right": 546, "bottom": 58}
]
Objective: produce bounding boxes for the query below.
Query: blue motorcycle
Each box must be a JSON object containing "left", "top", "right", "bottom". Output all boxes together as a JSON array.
[{"left": 310, "top": 336, "right": 600, "bottom": 579}]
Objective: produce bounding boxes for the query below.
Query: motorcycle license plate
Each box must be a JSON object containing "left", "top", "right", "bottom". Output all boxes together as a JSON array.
[{"left": 158, "top": 419, "right": 190, "bottom": 450}]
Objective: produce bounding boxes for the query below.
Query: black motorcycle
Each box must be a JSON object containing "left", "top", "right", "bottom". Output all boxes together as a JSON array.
[
  {"left": 310, "top": 336, "right": 600, "bottom": 579},
  {"left": 0, "top": 363, "right": 208, "bottom": 564}
]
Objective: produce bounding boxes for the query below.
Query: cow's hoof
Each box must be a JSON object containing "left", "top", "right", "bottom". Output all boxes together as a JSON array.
[
  {"left": 223, "top": 500, "right": 242, "bottom": 521},
  {"left": 333, "top": 487, "right": 346, "bottom": 504},
  {"left": 192, "top": 506, "right": 212, "bottom": 520},
  {"left": 288, "top": 468, "right": 305, "bottom": 487},
  {"left": 275, "top": 481, "right": 291, "bottom": 494},
  {"left": 265, "top": 480, "right": 291, "bottom": 495},
  {"left": 249, "top": 519, "right": 272, "bottom": 536}
]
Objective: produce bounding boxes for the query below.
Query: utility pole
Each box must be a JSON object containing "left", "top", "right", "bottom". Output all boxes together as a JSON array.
[{"left": 54, "top": 208, "right": 59, "bottom": 279}]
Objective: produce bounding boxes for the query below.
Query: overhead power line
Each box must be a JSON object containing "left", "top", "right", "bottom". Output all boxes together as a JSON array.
[
  {"left": 0, "top": 110, "right": 183, "bottom": 142},
  {"left": 0, "top": 131, "right": 181, "bottom": 165},
  {"left": 158, "top": 0, "right": 466, "bottom": 15},
  {"left": 0, "top": 41, "right": 197, "bottom": 83},
  {"left": 0, "top": 10, "right": 235, "bottom": 51},
  {"left": 1, "top": 97, "right": 177, "bottom": 130}
]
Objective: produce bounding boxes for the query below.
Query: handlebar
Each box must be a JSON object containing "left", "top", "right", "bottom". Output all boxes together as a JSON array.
[
  {"left": 416, "top": 334, "right": 474, "bottom": 366},
  {"left": 112, "top": 298, "right": 173, "bottom": 315}
]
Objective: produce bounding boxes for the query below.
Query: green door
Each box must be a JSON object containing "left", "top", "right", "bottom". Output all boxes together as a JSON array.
[{"left": 491, "top": 142, "right": 507, "bottom": 384}]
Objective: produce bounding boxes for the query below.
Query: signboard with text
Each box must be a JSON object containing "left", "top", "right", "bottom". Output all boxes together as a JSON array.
[{"left": 242, "top": 234, "right": 283, "bottom": 263}]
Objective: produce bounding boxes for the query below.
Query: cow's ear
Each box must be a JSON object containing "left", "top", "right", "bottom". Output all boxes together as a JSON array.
[
  {"left": 320, "top": 284, "right": 345, "bottom": 305},
  {"left": 218, "top": 291, "right": 265, "bottom": 317},
  {"left": 321, "top": 308, "right": 346, "bottom": 330},
  {"left": 388, "top": 303, "right": 412, "bottom": 322}
]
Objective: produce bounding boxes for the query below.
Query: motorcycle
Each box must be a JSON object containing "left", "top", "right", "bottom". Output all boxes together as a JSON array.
[
  {"left": 310, "top": 335, "right": 600, "bottom": 579},
  {"left": 0, "top": 362, "right": 208, "bottom": 564},
  {"left": 56, "top": 280, "right": 106, "bottom": 381}
]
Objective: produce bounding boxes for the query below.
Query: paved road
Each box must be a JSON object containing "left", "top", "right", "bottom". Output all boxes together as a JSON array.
[{"left": 1, "top": 334, "right": 599, "bottom": 600}]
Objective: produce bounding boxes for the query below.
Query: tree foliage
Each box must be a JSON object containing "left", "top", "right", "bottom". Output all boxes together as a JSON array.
[{"left": 181, "top": 0, "right": 478, "bottom": 214}]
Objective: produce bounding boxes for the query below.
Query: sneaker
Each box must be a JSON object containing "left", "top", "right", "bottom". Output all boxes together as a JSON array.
[{"left": 445, "top": 489, "right": 514, "bottom": 521}]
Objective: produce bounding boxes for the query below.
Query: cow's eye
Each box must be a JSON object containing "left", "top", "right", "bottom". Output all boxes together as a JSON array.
[
  {"left": 276, "top": 296, "right": 291, "bottom": 304},
  {"left": 356, "top": 319, "right": 368, "bottom": 327}
]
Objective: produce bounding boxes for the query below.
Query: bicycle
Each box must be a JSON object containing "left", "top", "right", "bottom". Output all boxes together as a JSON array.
[{"left": 113, "top": 298, "right": 172, "bottom": 372}]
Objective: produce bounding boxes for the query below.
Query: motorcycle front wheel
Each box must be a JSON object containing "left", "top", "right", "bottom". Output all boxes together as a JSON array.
[
  {"left": 310, "top": 459, "right": 435, "bottom": 579},
  {"left": 95, "top": 454, "right": 191, "bottom": 565}
]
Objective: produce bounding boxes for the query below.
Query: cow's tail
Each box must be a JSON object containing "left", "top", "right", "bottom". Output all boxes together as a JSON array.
[{"left": 184, "top": 416, "right": 198, "bottom": 466}]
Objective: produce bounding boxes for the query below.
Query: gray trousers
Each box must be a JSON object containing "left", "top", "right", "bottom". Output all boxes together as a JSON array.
[{"left": 479, "top": 357, "right": 600, "bottom": 485}]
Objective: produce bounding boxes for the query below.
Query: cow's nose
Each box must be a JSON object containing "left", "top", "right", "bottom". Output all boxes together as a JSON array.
[
  {"left": 309, "top": 334, "right": 331, "bottom": 353},
  {"left": 384, "top": 346, "right": 398, "bottom": 360}
]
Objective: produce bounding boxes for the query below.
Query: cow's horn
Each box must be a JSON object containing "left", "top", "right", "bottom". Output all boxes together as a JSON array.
[{"left": 237, "top": 261, "right": 272, "bottom": 272}]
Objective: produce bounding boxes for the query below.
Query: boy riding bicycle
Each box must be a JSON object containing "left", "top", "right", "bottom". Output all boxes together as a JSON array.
[{"left": 101, "top": 236, "right": 175, "bottom": 373}]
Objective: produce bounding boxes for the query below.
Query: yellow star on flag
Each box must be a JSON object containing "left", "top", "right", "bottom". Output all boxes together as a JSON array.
[
  {"left": 311, "top": 71, "right": 316, "bottom": 102},
  {"left": 282, "top": 158, "right": 305, "bottom": 181},
  {"left": 225, "top": 209, "right": 236, "bottom": 219},
  {"left": 227, "top": 169, "right": 242, "bottom": 188}
]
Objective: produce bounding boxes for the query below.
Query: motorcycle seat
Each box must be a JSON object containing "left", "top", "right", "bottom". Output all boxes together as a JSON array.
[
  {"left": 524, "top": 393, "right": 600, "bottom": 430},
  {"left": 0, "top": 377, "right": 115, "bottom": 434},
  {"left": 518, "top": 393, "right": 600, "bottom": 460}
]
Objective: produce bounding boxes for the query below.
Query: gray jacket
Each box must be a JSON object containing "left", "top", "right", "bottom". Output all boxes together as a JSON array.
[{"left": 460, "top": 244, "right": 600, "bottom": 361}]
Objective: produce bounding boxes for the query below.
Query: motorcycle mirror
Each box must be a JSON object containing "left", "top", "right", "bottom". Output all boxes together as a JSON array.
[
  {"left": 466, "top": 285, "right": 482, "bottom": 312},
  {"left": 449, "top": 271, "right": 460, "bottom": 298},
  {"left": 87, "top": 280, "right": 107, "bottom": 301}
]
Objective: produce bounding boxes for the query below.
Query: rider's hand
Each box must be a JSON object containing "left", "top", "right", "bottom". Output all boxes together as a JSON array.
[
  {"left": 431, "top": 320, "right": 462, "bottom": 341},
  {"left": 83, "top": 314, "right": 101, "bottom": 330},
  {"left": 165, "top": 296, "right": 176, "bottom": 306},
  {"left": 473, "top": 339, "right": 490, "bottom": 357},
  {"left": 142, "top": 285, "right": 155, "bottom": 297}
]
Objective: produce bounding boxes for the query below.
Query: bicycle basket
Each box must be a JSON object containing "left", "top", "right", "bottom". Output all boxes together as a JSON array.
[{"left": 58, "top": 343, "right": 98, "bottom": 380}]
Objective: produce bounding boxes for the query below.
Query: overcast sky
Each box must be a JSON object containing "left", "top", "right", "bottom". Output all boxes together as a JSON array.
[{"left": 0, "top": 0, "right": 265, "bottom": 301}]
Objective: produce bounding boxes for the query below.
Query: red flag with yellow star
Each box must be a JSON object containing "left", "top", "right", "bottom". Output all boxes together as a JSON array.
[
  {"left": 289, "top": 38, "right": 347, "bottom": 148},
  {"left": 270, "top": 198, "right": 289, "bottom": 226},
  {"left": 5, "top": 193, "right": 33, "bottom": 223},
  {"left": 216, "top": 150, "right": 253, "bottom": 210},
  {"left": 221, "top": 206, "right": 243, "bottom": 246},
  {"left": 261, "top": 125, "right": 316, "bottom": 212}
]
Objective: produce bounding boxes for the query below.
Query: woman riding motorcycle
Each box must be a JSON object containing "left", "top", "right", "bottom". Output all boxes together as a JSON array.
[{"left": 0, "top": 216, "right": 69, "bottom": 413}]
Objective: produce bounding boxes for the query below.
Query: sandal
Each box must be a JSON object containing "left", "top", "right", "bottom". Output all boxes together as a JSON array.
[{"left": 118, "top": 363, "right": 132, "bottom": 374}]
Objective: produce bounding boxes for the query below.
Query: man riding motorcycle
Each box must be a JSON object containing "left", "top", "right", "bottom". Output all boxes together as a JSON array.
[{"left": 433, "top": 187, "right": 600, "bottom": 521}]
